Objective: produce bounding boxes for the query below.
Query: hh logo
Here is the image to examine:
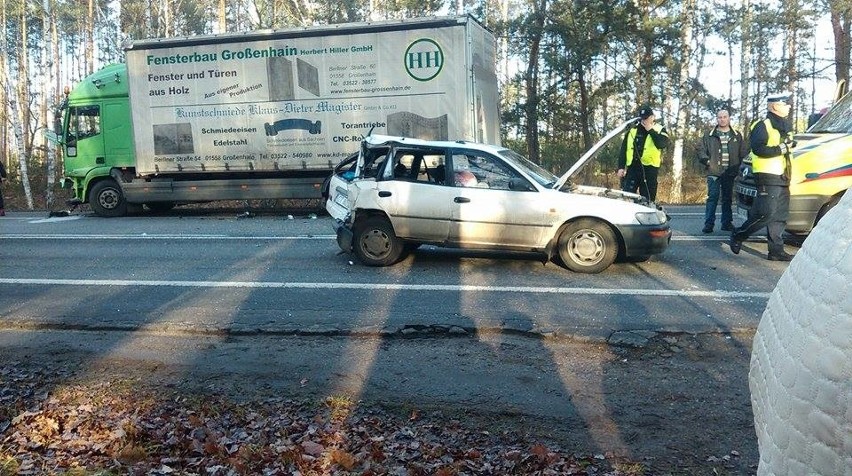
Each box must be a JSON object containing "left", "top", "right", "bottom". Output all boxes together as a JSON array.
[{"left": 405, "top": 39, "right": 443, "bottom": 81}]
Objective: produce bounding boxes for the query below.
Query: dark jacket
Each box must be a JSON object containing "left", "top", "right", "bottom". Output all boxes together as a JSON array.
[
  {"left": 0, "top": 160, "right": 6, "bottom": 180},
  {"left": 697, "top": 126, "right": 748, "bottom": 177},
  {"left": 750, "top": 112, "right": 793, "bottom": 186}
]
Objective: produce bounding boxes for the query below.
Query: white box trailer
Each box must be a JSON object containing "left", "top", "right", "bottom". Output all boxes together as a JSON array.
[{"left": 58, "top": 15, "right": 500, "bottom": 216}]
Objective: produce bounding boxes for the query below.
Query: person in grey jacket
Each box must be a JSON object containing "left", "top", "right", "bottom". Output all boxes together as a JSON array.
[{"left": 697, "top": 109, "right": 749, "bottom": 233}]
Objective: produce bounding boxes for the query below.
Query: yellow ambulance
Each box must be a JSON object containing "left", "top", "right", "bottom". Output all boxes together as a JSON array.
[{"left": 736, "top": 89, "right": 852, "bottom": 234}]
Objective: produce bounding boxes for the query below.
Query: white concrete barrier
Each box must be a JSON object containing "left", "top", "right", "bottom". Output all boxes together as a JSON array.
[{"left": 749, "top": 192, "right": 852, "bottom": 475}]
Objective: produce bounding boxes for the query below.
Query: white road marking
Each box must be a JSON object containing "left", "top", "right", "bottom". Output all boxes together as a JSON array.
[
  {"left": 1, "top": 233, "right": 748, "bottom": 242},
  {"left": 0, "top": 278, "right": 769, "bottom": 299},
  {"left": 0, "top": 234, "right": 336, "bottom": 240},
  {"left": 672, "top": 235, "right": 767, "bottom": 242},
  {"left": 27, "top": 216, "right": 83, "bottom": 223}
]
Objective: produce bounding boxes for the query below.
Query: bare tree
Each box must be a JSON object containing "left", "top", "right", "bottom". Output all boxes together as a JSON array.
[
  {"left": 8, "top": 3, "right": 34, "bottom": 209},
  {"left": 668, "top": 0, "right": 698, "bottom": 204},
  {"left": 41, "top": 0, "right": 57, "bottom": 209},
  {"left": 739, "top": 0, "right": 752, "bottom": 131},
  {"left": 829, "top": 0, "right": 852, "bottom": 87}
]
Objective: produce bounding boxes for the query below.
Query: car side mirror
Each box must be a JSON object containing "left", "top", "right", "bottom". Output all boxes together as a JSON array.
[{"left": 509, "top": 177, "right": 533, "bottom": 191}]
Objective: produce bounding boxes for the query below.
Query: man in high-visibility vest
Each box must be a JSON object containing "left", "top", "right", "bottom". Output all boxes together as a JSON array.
[
  {"left": 617, "top": 105, "right": 670, "bottom": 202},
  {"left": 729, "top": 92, "right": 796, "bottom": 261}
]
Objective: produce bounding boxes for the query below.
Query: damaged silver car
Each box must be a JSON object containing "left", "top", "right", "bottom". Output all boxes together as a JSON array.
[{"left": 325, "top": 120, "right": 671, "bottom": 273}]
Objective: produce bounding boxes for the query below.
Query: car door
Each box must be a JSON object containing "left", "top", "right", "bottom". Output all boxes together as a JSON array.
[
  {"left": 448, "top": 150, "right": 553, "bottom": 248},
  {"left": 374, "top": 147, "right": 454, "bottom": 243}
]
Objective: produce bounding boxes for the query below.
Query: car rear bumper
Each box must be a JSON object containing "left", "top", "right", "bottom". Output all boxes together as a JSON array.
[{"left": 615, "top": 224, "right": 672, "bottom": 257}]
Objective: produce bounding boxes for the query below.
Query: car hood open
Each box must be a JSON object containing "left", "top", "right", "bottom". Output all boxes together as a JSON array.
[{"left": 553, "top": 117, "right": 640, "bottom": 191}]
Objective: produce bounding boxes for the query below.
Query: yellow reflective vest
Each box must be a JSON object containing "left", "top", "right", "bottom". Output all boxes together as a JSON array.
[
  {"left": 625, "top": 125, "right": 667, "bottom": 167},
  {"left": 750, "top": 119, "right": 786, "bottom": 176}
]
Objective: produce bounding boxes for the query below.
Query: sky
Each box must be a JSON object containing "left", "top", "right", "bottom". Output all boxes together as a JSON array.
[{"left": 700, "top": 12, "right": 838, "bottom": 117}]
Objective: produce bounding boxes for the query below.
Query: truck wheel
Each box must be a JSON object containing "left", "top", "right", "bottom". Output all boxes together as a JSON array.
[
  {"left": 557, "top": 219, "right": 618, "bottom": 274},
  {"left": 146, "top": 202, "right": 176, "bottom": 213},
  {"left": 353, "top": 216, "right": 403, "bottom": 266},
  {"left": 89, "top": 179, "right": 127, "bottom": 217}
]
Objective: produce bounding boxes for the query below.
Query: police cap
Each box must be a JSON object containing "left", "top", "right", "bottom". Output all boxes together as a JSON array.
[
  {"left": 766, "top": 92, "right": 792, "bottom": 104},
  {"left": 637, "top": 105, "right": 655, "bottom": 119}
]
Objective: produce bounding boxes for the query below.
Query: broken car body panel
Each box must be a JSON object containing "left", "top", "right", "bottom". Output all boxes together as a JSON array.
[{"left": 325, "top": 132, "right": 671, "bottom": 272}]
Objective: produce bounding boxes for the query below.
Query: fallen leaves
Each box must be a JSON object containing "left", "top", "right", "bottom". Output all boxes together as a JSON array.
[{"left": 0, "top": 362, "right": 637, "bottom": 475}]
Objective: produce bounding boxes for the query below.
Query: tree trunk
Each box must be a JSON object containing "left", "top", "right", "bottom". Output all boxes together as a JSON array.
[
  {"left": 739, "top": 0, "right": 752, "bottom": 133},
  {"left": 43, "top": 0, "right": 57, "bottom": 209},
  {"left": 219, "top": 0, "right": 226, "bottom": 33},
  {"left": 576, "top": 67, "right": 592, "bottom": 150},
  {"left": 87, "top": 0, "right": 94, "bottom": 75},
  {"left": 7, "top": 79, "right": 34, "bottom": 210},
  {"left": 830, "top": 3, "right": 851, "bottom": 89},
  {"left": 669, "top": 0, "right": 696, "bottom": 204},
  {"left": 781, "top": 0, "right": 798, "bottom": 123},
  {"left": 0, "top": 0, "right": 6, "bottom": 172},
  {"left": 524, "top": 2, "right": 547, "bottom": 164}
]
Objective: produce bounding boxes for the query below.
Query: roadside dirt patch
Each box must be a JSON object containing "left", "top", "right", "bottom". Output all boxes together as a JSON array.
[{"left": 0, "top": 329, "right": 757, "bottom": 475}]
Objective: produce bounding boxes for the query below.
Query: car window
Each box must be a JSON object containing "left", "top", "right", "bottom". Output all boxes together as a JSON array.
[
  {"left": 389, "top": 148, "right": 447, "bottom": 184},
  {"left": 362, "top": 150, "right": 388, "bottom": 178},
  {"left": 450, "top": 151, "right": 528, "bottom": 190}
]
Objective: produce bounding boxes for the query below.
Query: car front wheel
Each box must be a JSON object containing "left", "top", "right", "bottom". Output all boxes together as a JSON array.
[
  {"left": 353, "top": 216, "right": 403, "bottom": 266},
  {"left": 557, "top": 219, "right": 618, "bottom": 273}
]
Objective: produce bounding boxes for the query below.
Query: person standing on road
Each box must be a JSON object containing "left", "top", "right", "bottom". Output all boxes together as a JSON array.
[
  {"left": 617, "top": 105, "right": 670, "bottom": 202},
  {"left": 729, "top": 92, "right": 796, "bottom": 261},
  {"left": 697, "top": 109, "right": 749, "bottom": 233},
  {"left": 0, "top": 159, "right": 6, "bottom": 216}
]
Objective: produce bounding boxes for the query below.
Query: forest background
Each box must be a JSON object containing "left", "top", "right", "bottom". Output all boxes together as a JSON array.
[{"left": 2, "top": 0, "right": 852, "bottom": 210}]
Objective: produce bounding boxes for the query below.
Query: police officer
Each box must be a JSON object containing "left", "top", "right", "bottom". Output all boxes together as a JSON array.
[
  {"left": 617, "top": 105, "right": 670, "bottom": 202},
  {"left": 729, "top": 92, "right": 795, "bottom": 261}
]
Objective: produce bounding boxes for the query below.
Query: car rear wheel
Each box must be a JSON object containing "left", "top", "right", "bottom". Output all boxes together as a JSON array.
[
  {"left": 353, "top": 216, "right": 403, "bottom": 266},
  {"left": 557, "top": 219, "right": 618, "bottom": 273}
]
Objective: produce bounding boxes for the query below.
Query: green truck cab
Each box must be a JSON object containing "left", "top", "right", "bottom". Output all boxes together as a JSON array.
[{"left": 59, "top": 64, "right": 137, "bottom": 216}]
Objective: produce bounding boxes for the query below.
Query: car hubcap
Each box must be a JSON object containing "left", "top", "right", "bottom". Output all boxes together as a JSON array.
[
  {"left": 361, "top": 229, "right": 390, "bottom": 258},
  {"left": 568, "top": 230, "right": 604, "bottom": 264},
  {"left": 99, "top": 189, "right": 120, "bottom": 209}
]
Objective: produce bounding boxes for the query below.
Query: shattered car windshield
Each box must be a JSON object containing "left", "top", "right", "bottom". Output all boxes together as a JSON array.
[
  {"left": 498, "top": 149, "right": 556, "bottom": 187},
  {"left": 808, "top": 92, "right": 852, "bottom": 133}
]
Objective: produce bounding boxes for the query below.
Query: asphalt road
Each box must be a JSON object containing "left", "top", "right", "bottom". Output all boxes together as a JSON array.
[{"left": 0, "top": 206, "right": 795, "bottom": 340}]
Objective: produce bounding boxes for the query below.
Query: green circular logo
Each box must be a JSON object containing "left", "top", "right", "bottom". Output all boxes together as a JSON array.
[{"left": 404, "top": 39, "right": 444, "bottom": 82}]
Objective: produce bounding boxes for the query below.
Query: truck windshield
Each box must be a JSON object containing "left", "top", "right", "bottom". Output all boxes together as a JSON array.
[
  {"left": 68, "top": 105, "right": 102, "bottom": 142},
  {"left": 808, "top": 92, "right": 852, "bottom": 133}
]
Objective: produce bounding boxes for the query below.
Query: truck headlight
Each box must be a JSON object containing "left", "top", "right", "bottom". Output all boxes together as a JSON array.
[{"left": 635, "top": 210, "right": 667, "bottom": 225}]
